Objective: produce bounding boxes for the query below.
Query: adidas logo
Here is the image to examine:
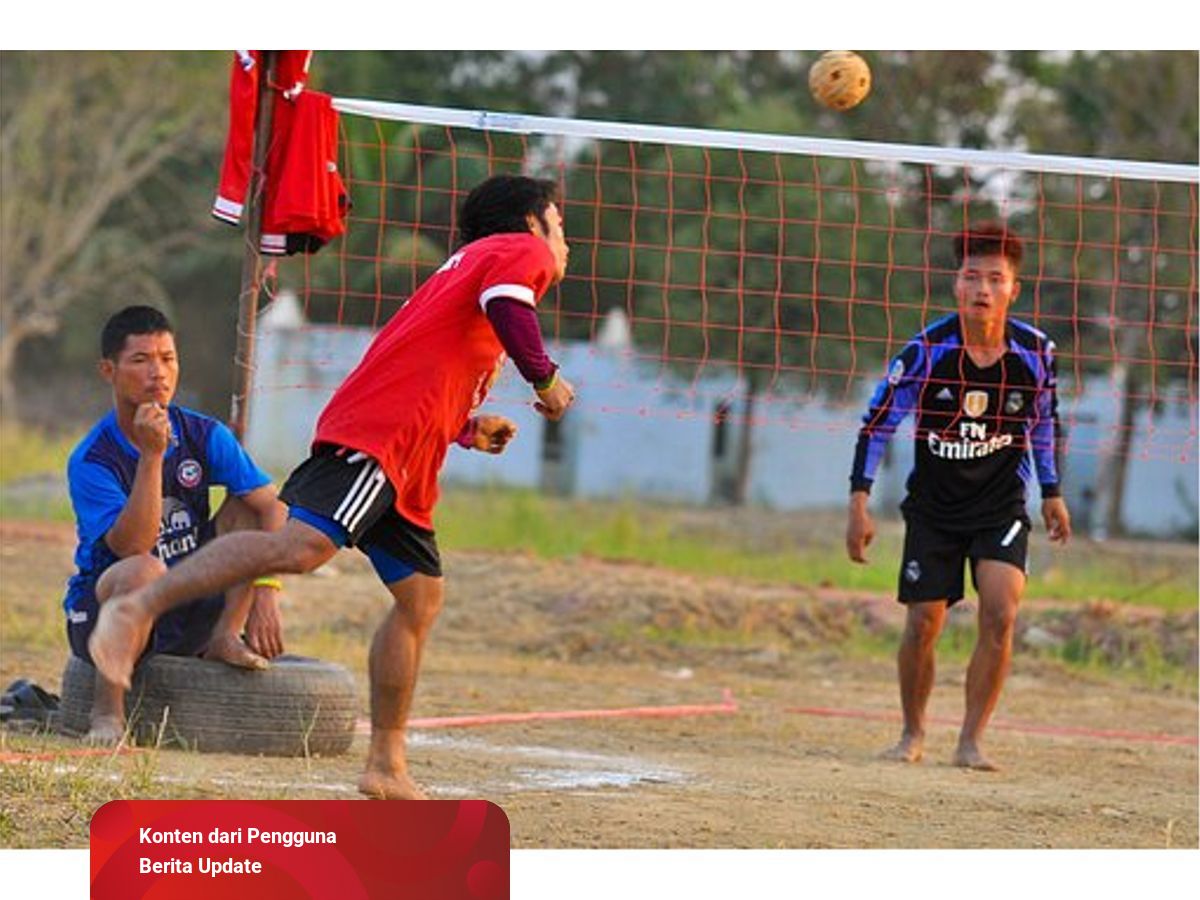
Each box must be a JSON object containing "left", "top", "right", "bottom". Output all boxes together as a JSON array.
[{"left": 936, "top": 387, "right": 954, "bottom": 401}]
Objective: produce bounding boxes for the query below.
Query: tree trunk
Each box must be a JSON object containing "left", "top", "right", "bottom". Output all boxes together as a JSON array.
[
  {"left": 0, "top": 329, "right": 18, "bottom": 423},
  {"left": 1092, "top": 325, "right": 1143, "bottom": 540},
  {"left": 1100, "top": 373, "right": 1139, "bottom": 538},
  {"left": 731, "top": 381, "right": 758, "bottom": 506},
  {"left": 0, "top": 313, "right": 58, "bottom": 423}
]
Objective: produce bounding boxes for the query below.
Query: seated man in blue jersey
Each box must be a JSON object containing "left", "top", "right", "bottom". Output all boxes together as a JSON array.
[
  {"left": 64, "top": 305, "right": 288, "bottom": 743},
  {"left": 846, "top": 222, "right": 1072, "bottom": 771}
]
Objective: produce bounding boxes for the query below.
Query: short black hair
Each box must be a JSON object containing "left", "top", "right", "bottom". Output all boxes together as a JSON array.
[
  {"left": 952, "top": 221, "right": 1024, "bottom": 272},
  {"left": 458, "top": 174, "right": 561, "bottom": 245},
  {"left": 101, "top": 305, "right": 174, "bottom": 360}
]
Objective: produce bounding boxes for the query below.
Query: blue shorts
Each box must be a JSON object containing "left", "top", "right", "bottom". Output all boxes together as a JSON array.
[
  {"left": 279, "top": 445, "right": 442, "bottom": 583},
  {"left": 66, "top": 590, "right": 224, "bottom": 667}
]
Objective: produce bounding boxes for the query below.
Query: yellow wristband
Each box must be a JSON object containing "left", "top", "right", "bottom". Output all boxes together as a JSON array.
[{"left": 253, "top": 577, "right": 283, "bottom": 591}]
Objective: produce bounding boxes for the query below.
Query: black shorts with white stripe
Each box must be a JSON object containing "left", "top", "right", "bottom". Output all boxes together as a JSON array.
[
  {"left": 896, "top": 511, "right": 1030, "bottom": 605},
  {"left": 279, "top": 444, "right": 442, "bottom": 577}
]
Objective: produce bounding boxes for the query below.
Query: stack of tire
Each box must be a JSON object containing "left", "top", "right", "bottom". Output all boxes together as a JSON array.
[{"left": 59, "top": 655, "right": 358, "bottom": 757}]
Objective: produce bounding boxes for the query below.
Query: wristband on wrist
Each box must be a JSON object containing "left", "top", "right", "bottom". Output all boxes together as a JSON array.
[
  {"left": 253, "top": 576, "right": 283, "bottom": 591},
  {"left": 534, "top": 370, "right": 559, "bottom": 393}
]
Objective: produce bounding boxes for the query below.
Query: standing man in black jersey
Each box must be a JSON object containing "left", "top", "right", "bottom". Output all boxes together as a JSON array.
[{"left": 846, "top": 222, "right": 1072, "bottom": 770}]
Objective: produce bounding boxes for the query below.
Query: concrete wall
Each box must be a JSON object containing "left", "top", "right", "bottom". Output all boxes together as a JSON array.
[{"left": 245, "top": 297, "right": 1198, "bottom": 537}]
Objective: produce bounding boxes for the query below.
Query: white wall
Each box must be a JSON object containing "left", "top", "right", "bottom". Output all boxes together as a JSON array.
[{"left": 245, "top": 301, "right": 1198, "bottom": 537}]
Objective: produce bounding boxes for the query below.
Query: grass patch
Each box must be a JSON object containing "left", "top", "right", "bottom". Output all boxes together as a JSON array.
[
  {"left": 0, "top": 733, "right": 163, "bottom": 848},
  {"left": 0, "top": 422, "right": 79, "bottom": 521},
  {"left": 0, "top": 423, "right": 79, "bottom": 484},
  {"left": 437, "top": 485, "right": 1198, "bottom": 611},
  {"left": 0, "top": 425, "right": 1194, "bottom": 612}
]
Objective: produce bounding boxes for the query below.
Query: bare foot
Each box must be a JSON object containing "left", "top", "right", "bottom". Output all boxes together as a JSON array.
[
  {"left": 202, "top": 634, "right": 268, "bottom": 670},
  {"left": 85, "top": 715, "right": 126, "bottom": 746},
  {"left": 880, "top": 734, "right": 924, "bottom": 763},
  {"left": 953, "top": 742, "right": 999, "bottom": 771},
  {"left": 358, "top": 769, "right": 428, "bottom": 800},
  {"left": 88, "top": 595, "right": 153, "bottom": 690}
]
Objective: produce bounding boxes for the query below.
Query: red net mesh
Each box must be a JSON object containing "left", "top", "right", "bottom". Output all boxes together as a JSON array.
[{"left": 264, "top": 114, "right": 1198, "bottom": 466}]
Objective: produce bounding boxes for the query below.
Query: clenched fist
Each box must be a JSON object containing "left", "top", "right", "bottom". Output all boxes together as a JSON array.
[
  {"left": 471, "top": 415, "right": 519, "bottom": 454},
  {"left": 132, "top": 402, "right": 173, "bottom": 456},
  {"left": 534, "top": 373, "right": 575, "bottom": 421}
]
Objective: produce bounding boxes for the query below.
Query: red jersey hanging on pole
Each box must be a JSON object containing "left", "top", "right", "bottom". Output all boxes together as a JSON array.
[
  {"left": 260, "top": 90, "right": 349, "bottom": 255},
  {"left": 212, "top": 50, "right": 348, "bottom": 255}
]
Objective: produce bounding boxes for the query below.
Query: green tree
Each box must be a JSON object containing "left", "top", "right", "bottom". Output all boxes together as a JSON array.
[
  {"left": 1007, "top": 51, "right": 1198, "bottom": 535},
  {"left": 1, "top": 51, "right": 231, "bottom": 419}
]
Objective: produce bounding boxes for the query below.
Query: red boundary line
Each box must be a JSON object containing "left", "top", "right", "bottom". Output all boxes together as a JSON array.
[
  {"left": 4, "top": 691, "right": 1191, "bottom": 765},
  {"left": 0, "top": 746, "right": 141, "bottom": 764},
  {"left": 357, "top": 688, "right": 739, "bottom": 734},
  {"left": 783, "top": 705, "right": 1198, "bottom": 747}
]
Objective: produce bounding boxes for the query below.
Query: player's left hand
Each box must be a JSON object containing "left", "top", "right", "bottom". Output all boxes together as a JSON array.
[
  {"left": 245, "top": 588, "right": 284, "bottom": 659},
  {"left": 1041, "top": 497, "right": 1072, "bottom": 545},
  {"left": 472, "top": 415, "right": 518, "bottom": 454}
]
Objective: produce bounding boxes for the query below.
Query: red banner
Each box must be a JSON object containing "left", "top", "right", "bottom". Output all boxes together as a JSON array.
[{"left": 90, "top": 799, "right": 509, "bottom": 899}]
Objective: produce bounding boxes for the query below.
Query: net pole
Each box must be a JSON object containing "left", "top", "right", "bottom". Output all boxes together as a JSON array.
[{"left": 229, "top": 50, "right": 276, "bottom": 441}]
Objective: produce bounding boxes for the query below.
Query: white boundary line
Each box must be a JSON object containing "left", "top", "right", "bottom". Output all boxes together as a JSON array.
[{"left": 332, "top": 97, "right": 1199, "bottom": 185}]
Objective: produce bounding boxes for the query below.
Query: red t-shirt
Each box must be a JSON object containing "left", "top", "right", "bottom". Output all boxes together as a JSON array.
[{"left": 314, "top": 232, "right": 557, "bottom": 529}]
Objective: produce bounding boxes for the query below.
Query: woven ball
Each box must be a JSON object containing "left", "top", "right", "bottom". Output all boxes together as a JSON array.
[{"left": 809, "top": 51, "right": 872, "bottom": 111}]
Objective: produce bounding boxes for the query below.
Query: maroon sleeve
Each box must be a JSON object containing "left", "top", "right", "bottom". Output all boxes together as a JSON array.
[
  {"left": 454, "top": 418, "right": 478, "bottom": 449},
  {"left": 485, "top": 297, "right": 558, "bottom": 385}
]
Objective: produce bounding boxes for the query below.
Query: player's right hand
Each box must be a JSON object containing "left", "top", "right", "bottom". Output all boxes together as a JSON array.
[
  {"left": 845, "top": 495, "right": 875, "bottom": 564},
  {"left": 246, "top": 589, "right": 285, "bottom": 659},
  {"left": 132, "top": 402, "right": 172, "bottom": 456},
  {"left": 534, "top": 372, "right": 575, "bottom": 421}
]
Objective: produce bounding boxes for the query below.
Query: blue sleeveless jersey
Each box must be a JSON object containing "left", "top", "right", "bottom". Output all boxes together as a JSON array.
[{"left": 63, "top": 406, "right": 270, "bottom": 613}]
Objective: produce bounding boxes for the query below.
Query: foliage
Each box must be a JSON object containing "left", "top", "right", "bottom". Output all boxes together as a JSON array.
[
  {"left": 435, "top": 485, "right": 1198, "bottom": 611},
  {"left": 4, "top": 51, "right": 1195, "bottom": 525},
  {"left": 1, "top": 52, "right": 231, "bottom": 417}
]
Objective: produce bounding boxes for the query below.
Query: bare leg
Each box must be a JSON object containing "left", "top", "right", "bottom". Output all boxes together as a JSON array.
[
  {"left": 89, "top": 519, "right": 337, "bottom": 689},
  {"left": 202, "top": 583, "right": 269, "bottom": 669},
  {"left": 85, "top": 676, "right": 127, "bottom": 745},
  {"left": 359, "top": 573, "right": 445, "bottom": 800},
  {"left": 881, "top": 600, "right": 947, "bottom": 763},
  {"left": 85, "top": 555, "right": 166, "bottom": 743},
  {"left": 954, "top": 560, "right": 1023, "bottom": 771},
  {"left": 201, "top": 495, "right": 276, "bottom": 670}
]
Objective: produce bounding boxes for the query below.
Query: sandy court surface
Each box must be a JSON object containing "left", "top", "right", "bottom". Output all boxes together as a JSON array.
[{"left": 1, "top": 521, "right": 1195, "bottom": 848}]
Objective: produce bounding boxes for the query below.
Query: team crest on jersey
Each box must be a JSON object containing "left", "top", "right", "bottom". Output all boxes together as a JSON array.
[
  {"left": 963, "top": 390, "right": 989, "bottom": 418},
  {"left": 887, "top": 359, "right": 905, "bottom": 386},
  {"left": 1005, "top": 391, "right": 1025, "bottom": 414},
  {"left": 177, "top": 458, "right": 203, "bottom": 488}
]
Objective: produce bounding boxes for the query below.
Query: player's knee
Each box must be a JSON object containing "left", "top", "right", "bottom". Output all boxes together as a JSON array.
[
  {"left": 979, "top": 601, "right": 1018, "bottom": 640},
  {"left": 96, "top": 554, "right": 167, "bottom": 602},
  {"left": 272, "top": 528, "right": 336, "bottom": 575},
  {"left": 399, "top": 578, "right": 444, "bottom": 630},
  {"left": 904, "top": 606, "right": 944, "bottom": 644}
]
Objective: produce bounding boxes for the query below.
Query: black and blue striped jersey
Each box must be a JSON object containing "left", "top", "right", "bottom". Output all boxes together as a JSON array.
[{"left": 850, "top": 314, "right": 1061, "bottom": 528}]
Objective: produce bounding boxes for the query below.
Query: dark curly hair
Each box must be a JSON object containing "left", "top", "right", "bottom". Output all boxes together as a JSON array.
[{"left": 458, "top": 174, "right": 561, "bottom": 246}]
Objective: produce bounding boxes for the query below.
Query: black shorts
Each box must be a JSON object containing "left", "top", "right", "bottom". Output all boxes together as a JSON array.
[
  {"left": 897, "top": 512, "right": 1030, "bottom": 605},
  {"left": 279, "top": 444, "right": 442, "bottom": 579},
  {"left": 67, "top": 591, "right": 224, "bottom": 666}
]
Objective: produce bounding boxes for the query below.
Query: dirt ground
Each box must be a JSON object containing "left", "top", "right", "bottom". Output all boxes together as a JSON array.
[{"left": 1, "top": 520, "right": 1196, "bottom": 849}]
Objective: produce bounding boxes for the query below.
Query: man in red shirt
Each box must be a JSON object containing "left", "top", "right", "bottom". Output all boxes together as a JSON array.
[{"left": 90, "top": 175, "right": 575, "bottom": 799}]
